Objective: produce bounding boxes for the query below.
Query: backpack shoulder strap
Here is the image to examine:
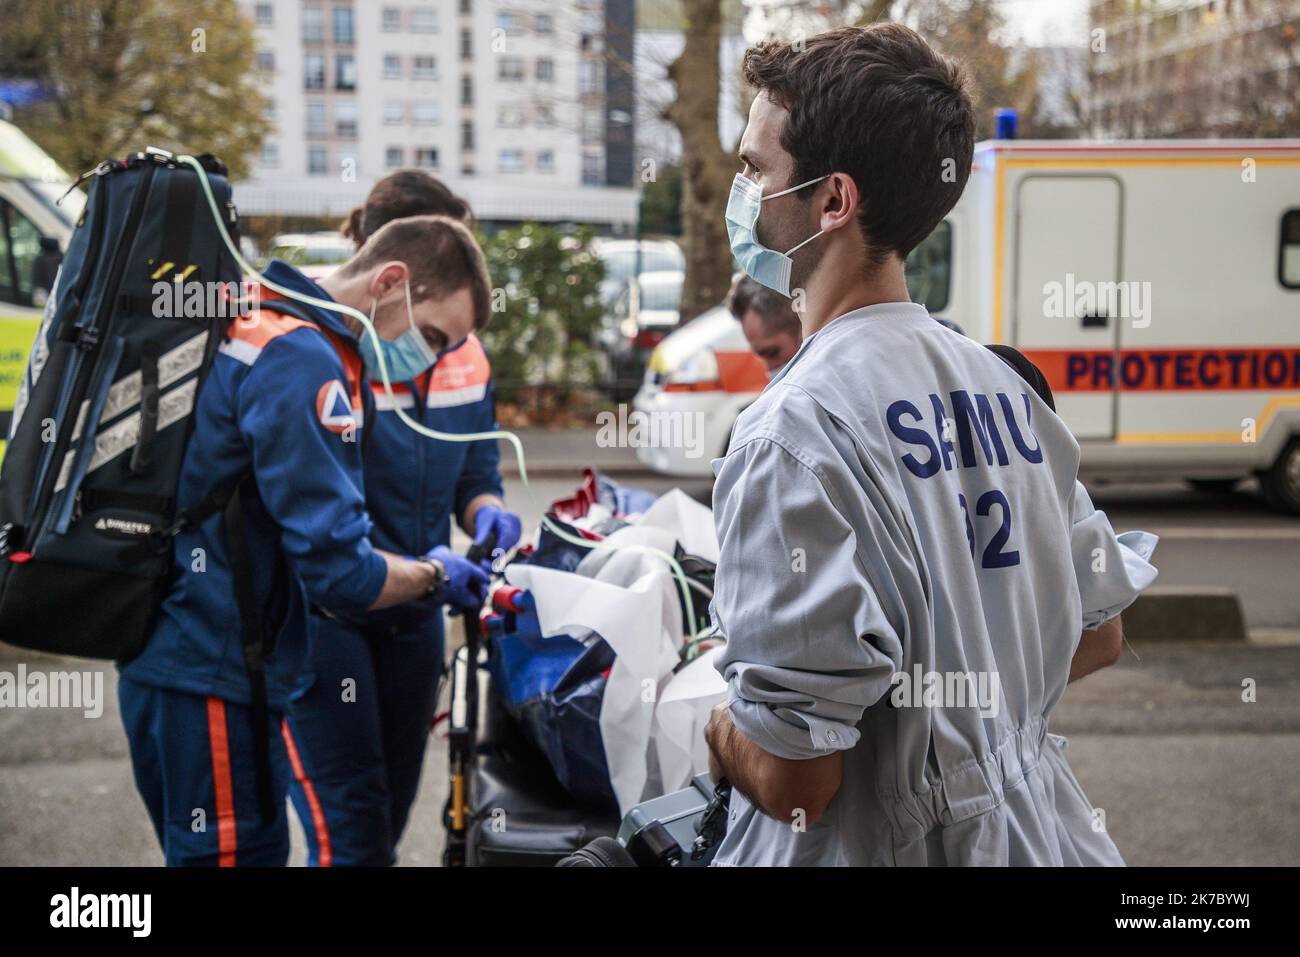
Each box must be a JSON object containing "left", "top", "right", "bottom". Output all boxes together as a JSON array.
[{"left": 985, "top": 343, "right": 1057, "bottom": 413}]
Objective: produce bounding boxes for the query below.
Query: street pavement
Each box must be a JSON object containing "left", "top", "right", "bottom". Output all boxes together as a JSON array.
[{"left": 1, "top": 442, "right": 1297, "bottom": 866}]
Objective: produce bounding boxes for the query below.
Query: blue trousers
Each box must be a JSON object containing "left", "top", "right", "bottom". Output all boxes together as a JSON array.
[
  {"left": 284, "top": 612, "right": 444, "bottom": 866},
  {"left": 118, "top": 675, "right": 292, "bottom": 866}
]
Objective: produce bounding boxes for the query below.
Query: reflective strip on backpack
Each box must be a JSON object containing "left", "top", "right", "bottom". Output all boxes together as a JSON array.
[
  {"left": 67, "top": 331, "right": 209, "bottom": 444},
  {"left": 54, "top": 377, "right": 199, "bottom": 493}
]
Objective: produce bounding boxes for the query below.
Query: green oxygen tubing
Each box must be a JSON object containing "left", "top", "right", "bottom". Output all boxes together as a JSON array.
[{"left": 176, "top": 153, "right": 705, "bottom": 636}]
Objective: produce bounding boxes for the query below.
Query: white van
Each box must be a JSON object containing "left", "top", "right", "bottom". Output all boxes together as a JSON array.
[
  {"left": 0, "top": 120, "right": 83, "bottom": 454},
  {"left": 636, "top": 138, "right": 1300, "bottom": 513}
]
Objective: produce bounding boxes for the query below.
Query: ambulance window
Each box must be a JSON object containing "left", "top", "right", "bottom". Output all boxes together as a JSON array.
[
  {"left": 0, "top": 200, "right": 45, "bottom": 307},
  {"left": 1281, "top": 210, "right": 1300, "bottom": 290},
  {"left": 906, "top": 219, "right": 952, "bottom": 313}
]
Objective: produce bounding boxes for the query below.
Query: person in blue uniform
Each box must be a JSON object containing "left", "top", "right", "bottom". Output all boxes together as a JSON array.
[
  {"left": 285, "top": 171, "right": 522, "bottom": 865},
  {"left": 119, "top": 214, "right": 495, "bottom": 866}
]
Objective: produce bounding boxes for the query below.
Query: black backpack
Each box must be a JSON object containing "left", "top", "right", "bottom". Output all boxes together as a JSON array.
[
  {"left": 0, "top": 150, "right": 337, "bottom": 820},
  {"left": 0, "top": 149, "right": 244, "bottom": 660}
]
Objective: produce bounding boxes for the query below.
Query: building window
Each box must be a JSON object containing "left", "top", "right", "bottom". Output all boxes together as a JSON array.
[
  {"left": 582, "top": 152, "right": 601, "bottom": 186},
  {"left": 381, "top": 7, "right": 401, "bottom": 31},
  {"left": 497, "top": 149, "right": 524, "bottom": 173},
  {"left": 260, "top": 141, "right": 280, "bottom": 167},
  {"left": 383, "top": 100, "right": 404, "bottom": 125},
  {"left": 461, "top": 121, "right": 475, "bottom": 151},
  {"left": 303, "top": 6, "right": 325, "bottom": 43},
  {"left": 459, "top": 0, "right": 472, "bottom": 15},
  {"left": 411, "top": 7, "right": 438, "bottom": 33},
  {"left": 579, "top": 60, "right": 602, "bottom": 95},
  {"left": 262, "top": 100, "right": 276, "bottom": 122},
  {"left": 498, "top": 57, "right": 524, "bottom": 82},
  {"left": 460, "top": 75, "right": 473, "bottom": 106},
  {"left": 335, "top": 54, "right": 356, "bottom": 90},
  {"left": 535, "top": 14, "right": 553, "bottom": 34},
  {"left": 412, "top": 100, "right": 440, "bottom": 125},
  {"left": 415, "top": 148, "right": 439, "bottom": 169},
  {"left": 335, "top": 99, "right": 358, "bottom": 138},
  {"left": 256, "top": 49, "right": 275, "bottom": 73},
  {"left": 413, "top": 56, "right": 437, "bottom": 80},
  {"left": 536, "top": 149, "right": 554, "bottom": 173},
  {"left": 460, "top": 28, "right": 472, "bottom": 59},
  {"left": 386, "top": 147, "right": 404, "bottom": 169},
  {"left": 496, "top": 105, "right": 525, "bottom": 127},
  {"left": 305, "top": 100, "right": 327, "bottom": 136},
  {"left": 1281, "top": 209, "right": 1300, "bottom": 289},
  {"left": 254, "top": 3, "right": 274, "bottom": 27},
  {"left": 535, "top": 104, "right": 556, "bottom": 128},
  {"left": 496, "top": 12, "right": 524, "bottom": 35},
  {"left": 333, "top": 7, "right": 354, "bottom": 44},
  {"left": 304, "top": 54, "right": 326, "bottom": 90},
  {"left": 308, "top": 145, "right": 328, "bottom": 175},
  {"left": 536, "top": 58, "right": 554, "bottom": 82},
  {"left": 383, "top": 54, "right": 402, "bottom": 80},
  {"left": 581, "top": 108, "right": 603, "bottom": 141}
]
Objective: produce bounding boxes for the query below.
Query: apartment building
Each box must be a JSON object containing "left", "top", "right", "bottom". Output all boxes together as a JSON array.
[
  {"left": 1088, "top": 0, "right": 1300, "bottom": 138},
  {"left": 237, "top": 0, "right": 639, "bottom": 228}
]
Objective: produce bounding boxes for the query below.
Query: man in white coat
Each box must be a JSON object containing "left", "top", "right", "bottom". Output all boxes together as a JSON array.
[{"left": 704, "top": 23, "right": 1158, "bottom": 866}]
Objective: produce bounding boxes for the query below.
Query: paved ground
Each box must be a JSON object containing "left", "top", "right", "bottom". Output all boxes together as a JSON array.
[{"left": 2, "top": 450, "right": 1297, "bottom": 866}]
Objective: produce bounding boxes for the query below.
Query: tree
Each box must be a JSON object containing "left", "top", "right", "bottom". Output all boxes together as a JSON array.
[
  {"left": 665, "top": 0, "right": 735, "bottom": 323},
  {"left": 0, "top": 0, "right": 268, "bottom": 179},
  {"left": 892, "top": 0, "right": 1040, "bottom": 140},
  {"left": 478, "top": 224, "right": 606, "bottom": 405}
]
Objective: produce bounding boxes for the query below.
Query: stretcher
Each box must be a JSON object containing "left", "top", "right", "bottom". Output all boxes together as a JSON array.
[{"left": 442, "top": 583, "right": 620, "bottom": 866}]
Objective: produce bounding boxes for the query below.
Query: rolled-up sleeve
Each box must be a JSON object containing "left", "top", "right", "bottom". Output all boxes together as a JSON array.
[
  {"left": 1068, "top": 481, "right": 1158, "bottom": 630},
  {"left": 711, "top": 435, "right": 902, "bottom": 761}
]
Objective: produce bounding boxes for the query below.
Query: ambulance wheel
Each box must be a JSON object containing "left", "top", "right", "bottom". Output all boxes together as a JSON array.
[
  {"left": 1259, "top": 438, "right": 1300, "bottom": 515},
  {"left": 1186, "top": 478, "right": 1238, "bottom": 495}
]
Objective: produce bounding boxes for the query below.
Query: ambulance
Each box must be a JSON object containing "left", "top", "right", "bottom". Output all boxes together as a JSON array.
[
  {"left": 635, "top": 138, "right": 1300, "bottom": 513},
  {"left": 0, "top": 119, "right": 83, "bottom": 456}
]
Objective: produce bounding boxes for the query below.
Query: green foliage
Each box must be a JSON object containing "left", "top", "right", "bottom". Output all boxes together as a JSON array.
[
  {"left": 0, "top": 0, "right": 269, "bottom": 179},
  {"left": 478, "top": 223, "right": 606, "bottom": 402}
]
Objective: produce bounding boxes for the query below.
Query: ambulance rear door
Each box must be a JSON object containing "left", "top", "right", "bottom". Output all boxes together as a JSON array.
[{"left": 1012, "top": 173, "right": 1123, "bottom": 440}]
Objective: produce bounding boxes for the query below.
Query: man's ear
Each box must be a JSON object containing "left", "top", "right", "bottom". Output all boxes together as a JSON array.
[
  {"left": 819, "top": 172, "right": 859, "bottom": 236},
  {"left": 370, "top": 261, "right": 410, "bottom": 300}
]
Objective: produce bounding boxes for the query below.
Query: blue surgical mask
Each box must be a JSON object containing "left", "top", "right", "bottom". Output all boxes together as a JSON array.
[
  {"left": 725, "top": 172, "right": 828, "bottom": 297},
  {"left": 359, "top": 279, "right": 438, "bottom": 381}
]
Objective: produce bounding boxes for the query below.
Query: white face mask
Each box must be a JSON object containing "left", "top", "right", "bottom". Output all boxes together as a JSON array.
[{"left": 724, "top": 173, "right": 829, "bottom": 297}]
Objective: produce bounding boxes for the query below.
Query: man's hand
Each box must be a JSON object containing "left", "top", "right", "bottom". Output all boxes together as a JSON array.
[
  {"left": 369, "top": 551, "right": 443, "bottom": 611},
  {"left": 704, "top": 702, "right": 843, "bottom": 827},
  {"left": 425, "top": 545, "right": 490, "bottom": 613},
  {"left": 471, "top": 504, "right": 522, "bottom": 569},
  {"left": 1069, "top": 615, "right": 1124, "bottom": 683}
]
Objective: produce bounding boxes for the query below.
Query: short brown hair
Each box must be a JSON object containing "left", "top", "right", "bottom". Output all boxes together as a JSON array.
[
  {"left": 342, "top": 170, "right": 473, "bottom": 245},
  {"left": 343, "top": 215, "right": 492, "bottom": 330},
  {"left": 742, "top": 24, "right": 974, "bottom": 264},
  {"left": 728, "top": 274, "right": 801, "bottom": 338}
]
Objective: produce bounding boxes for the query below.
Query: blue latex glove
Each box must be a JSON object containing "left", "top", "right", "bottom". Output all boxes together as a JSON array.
[
  {"left": 473, "top": 505, "right": 522, "bottom": 559},
  {"left": 426, "top": 545, "right": 489, "bottom": 613}
]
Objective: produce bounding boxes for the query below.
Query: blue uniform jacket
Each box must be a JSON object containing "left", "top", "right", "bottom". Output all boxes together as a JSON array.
[
  {"left": 120, "top": 261, "right": 388, "bottom": 709},
  {"left": 359, "top": 334, "right": 503, "bottom": 632}
]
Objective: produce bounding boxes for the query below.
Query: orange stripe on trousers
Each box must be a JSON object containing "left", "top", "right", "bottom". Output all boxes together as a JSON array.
[
  {"left": 206, "top": 697, "right": 238, "bottom": 867},
  {"left": 281, "top": 720, "right": 333, "bottom": 867}
]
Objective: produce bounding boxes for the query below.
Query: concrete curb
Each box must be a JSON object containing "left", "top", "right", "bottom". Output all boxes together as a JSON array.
[{"left": 1123, "top": 587, "right": 1249, "bottom": 643}]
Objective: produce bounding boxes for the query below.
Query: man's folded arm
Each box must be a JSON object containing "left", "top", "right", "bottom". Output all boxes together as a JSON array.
[{"left": 708, "top": 434, "right": 902, "bottom": 824}]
